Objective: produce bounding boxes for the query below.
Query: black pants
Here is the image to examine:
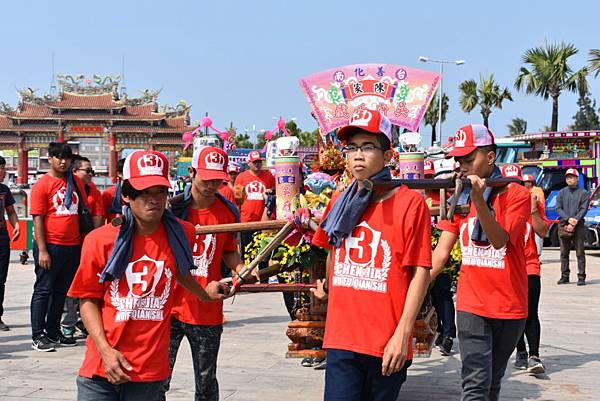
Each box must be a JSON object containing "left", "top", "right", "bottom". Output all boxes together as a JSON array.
[
  {"left": 516, "top": 275, "right": 541, "bottom": 357},
  {"left": 0, "top": 234, "right": 9, "bottom": 317},
  {"left": 457, "top": 311, "right": 526, "bottom": 401},
  {"left": 160, "top": 319, "right": 223, "bottom": 401},
  {"left": 31, "top": 242, "right": 81, "bottom": 339},
  {"left": 559, "top": 226, "right": 586, "bottom": 279},
  {"left": 431, "top": 272, "right": 456, "bottom": 338}
]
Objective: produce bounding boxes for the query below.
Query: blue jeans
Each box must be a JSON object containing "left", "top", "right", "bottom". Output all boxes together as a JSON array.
[
  {"left": 324, "top": 348, "right": 411, "bottom": 401},
  {"left": 76, "top": 376, "right": 164, "bottom": 401},
  {"left": 160, "top": 318, "right": 223, "bottom": 401},
  {"left": 31, "top": 242, "right": 81, "bottom": 339},
  {"left": 457, "top": 311, "right": 526, "bottom": 401},
  {"left": 431, "top": 272, "right": 457, "bottom": 338}
]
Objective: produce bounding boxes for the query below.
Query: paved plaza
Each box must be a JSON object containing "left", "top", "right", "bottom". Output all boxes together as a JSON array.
[{"left": 0, "top": 249, "right": 599, "bottom": 401}]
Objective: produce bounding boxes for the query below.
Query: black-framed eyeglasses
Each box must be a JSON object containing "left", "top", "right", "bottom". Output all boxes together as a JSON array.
[
  {"left": 77, "top": 168, "right": 95, "bottom": 175},
  {"left": 342, "top": 143, "right": 383, "bottom": 155}
]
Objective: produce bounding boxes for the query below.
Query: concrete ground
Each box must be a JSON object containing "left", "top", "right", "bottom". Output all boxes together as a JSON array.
[{"left": 0, "top": 248, "right": 599, "bottom": 401}]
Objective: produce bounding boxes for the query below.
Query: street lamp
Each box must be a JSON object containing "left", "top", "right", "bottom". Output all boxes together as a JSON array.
[{"left": 418, "top": 56, "right": 465, "bottom": 146}]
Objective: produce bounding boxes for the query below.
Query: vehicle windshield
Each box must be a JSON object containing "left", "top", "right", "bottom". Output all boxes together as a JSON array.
[{"left": 590, "top": 188, "right": 600, "bottom": 207}]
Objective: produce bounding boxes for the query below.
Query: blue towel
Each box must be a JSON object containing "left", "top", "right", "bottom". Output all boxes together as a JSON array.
[
  {"left": 63, "top": 170, "right": 76, "bottom": 210},
  {"left": 109, "top": 181, "right": 122, "bottom": 215},
  {"left": 449, "top": 166, "right": 502, "bottom": 244},
  {"left": 320, "top": 167, "right": 392, "bottom": 248},
  {"left": 99, "top": 206, "right": 195, "bottom": 283}
]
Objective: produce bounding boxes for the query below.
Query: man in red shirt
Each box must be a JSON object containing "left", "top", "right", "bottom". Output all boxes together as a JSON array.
[
  {"left": 501, "top": 165, "right": 549, "bottom": 375},
  {"left": 61, "top": 155, "right": 106, "bottom": 338},
  {"left": 68, "top": 150, "right": 227, "bottom": 401},
  {"left": 234, "top": 151, "right": 275, "bottom": 260},
  {"left": 29, "top": 142, "right": 88, "bottom": 351},
  {"left": 312, "top": 110, "right": 431, "bottom": 401},
  {"left": 432, "top": 125, "right": 530, "bottom": 401},
  {"left": 102, "top": 158, "right": 126, "bottom": 224},
  {"left": 160, "top": 146, "right": 243, "bottom": 401}
]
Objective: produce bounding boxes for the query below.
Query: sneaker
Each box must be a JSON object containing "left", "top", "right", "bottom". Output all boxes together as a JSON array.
[
  {"left": 32, "top": 335, "right": 56, "bottom": 352},
  {"left": 514, "top": 351, "right": 528, "bottom": 370},
  {"left": 62, "top": 326, "right": 76, "bottom": 337},
  {"left": 577, "top": 278, "right": 586, "bottom": 286},
  {"left": 0, "top": 319, "right": 9, "bottom": 331},
  {"left": 313, "top": 358, "right": 327, "bottom": 370},
  {"left": 75, "top": 320, "right": 88, "bottom": 337},
  {"left": 438, "top": 336, "right": 453, "bottom": 356},
  {"left": 527, "top": 356, "right": 545, "bottom": 374},
  {"left": 434, "top": 334, "right": 443, "bottom": 347},
  {"left": 47, "top": 333, "right": 77, "bottom": 347},
  {"left": 556, "top": 277, "right": 569, "bottom": 285}
]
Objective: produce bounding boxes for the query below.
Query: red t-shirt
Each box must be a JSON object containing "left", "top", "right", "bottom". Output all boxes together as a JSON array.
[
  {"left": 102, "top": 185, "right": 123, "bottom": 223},
  {"left": 30, "top": 173, "right": 87, "bottom": 246},
  {"left": 218, "top": 183, "right": 237, "bottom": 205},
  {"left": 437, "top": 183, "right": 530, "bottom": 319},
  {"left": 171, "top": 199, "right": 237, "bottom": 325},
  {"left": 68, "top": 221, "right": 196, "bottom": 382},
  {"left": 86, "top": 182, "right": 104, "bottom": 217},
  {"left": 234, "top": 170, "right": 275, "bottom": 222},
  {"left": 524, "top": 220, "right": 540, "bottom": 276},
  {"left": 312, "top": 186, "right": 432, "bottom": 359}
]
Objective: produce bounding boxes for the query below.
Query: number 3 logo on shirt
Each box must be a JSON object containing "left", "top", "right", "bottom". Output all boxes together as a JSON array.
[{"left": 339, "top": 221, "right": 381, "bottom": 266}]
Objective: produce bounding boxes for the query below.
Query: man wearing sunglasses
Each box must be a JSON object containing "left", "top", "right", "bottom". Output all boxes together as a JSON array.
[{"left": 61, "top": 156, "right": 105, "bottom": 339}]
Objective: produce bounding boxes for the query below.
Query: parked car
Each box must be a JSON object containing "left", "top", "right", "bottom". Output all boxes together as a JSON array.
[
  {"left": 522, "top": 166, "right": 589, "bottom": 247},
  {"left": 584, "top": 186, "right": 600, "bottom": 248}
]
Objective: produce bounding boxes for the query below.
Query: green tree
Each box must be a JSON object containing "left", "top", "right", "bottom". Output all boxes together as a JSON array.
[
  {"left": 297, "top": 129, "right": 319, "bottom": 147},
  {"left": 507, "top": 117, "right": 528, "bottom": 136},
  {"left": 589, "top": 49, "right": 600, "bottom": 77},
  {"left": 569, "top": 92, "right": 600, "bottom": 130},
  {"left": 423, "top": 90, "right": 449, "bottom": 145},
  {"left": 459, "top": 74, "right": 513, "bottom": 128},
  {"left": 233, "top": 132, "right": 254, "bottom": 149},
  {"left": 515, "top": 41, "right": 589, "bottom": 132}
]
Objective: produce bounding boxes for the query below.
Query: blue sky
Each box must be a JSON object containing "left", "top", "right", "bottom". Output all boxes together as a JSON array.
[{"left": 1, "top": 0, "right": 598, "bottom": 145}]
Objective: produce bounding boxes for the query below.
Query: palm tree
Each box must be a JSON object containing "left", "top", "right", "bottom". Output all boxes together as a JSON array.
[
  {"left": 589, "top": 49, "right": 600, "bottom": 77},
  {"left": 459, "top": 74, "right": 513, "bottom": 128},
  {"left": 423, "top": 90, "right": 449, "bottom": 145},
  {"left": 515, "top": 42, "right": 588, "bottom": 132},
  {"left": 507, "top": 117, "right": 528, "bottom": 136}
]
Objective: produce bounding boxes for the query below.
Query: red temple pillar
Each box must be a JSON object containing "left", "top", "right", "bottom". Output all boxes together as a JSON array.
[
  {"left": 108, "top": 131, "right": 117, "bottom": 183},
  {"left": 17, "top": 139, "right": 28, "bottom": 186},
  {"left": 57, "top": 129, "right": 65, "bottom": 143}
]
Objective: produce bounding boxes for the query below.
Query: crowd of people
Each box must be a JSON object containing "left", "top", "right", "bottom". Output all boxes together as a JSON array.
[{"left": 0, "top": 109, "right": 592, "bottom": 401}]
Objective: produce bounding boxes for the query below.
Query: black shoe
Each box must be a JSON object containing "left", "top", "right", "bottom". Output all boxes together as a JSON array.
[
  {"left": 32, "top": 335, "right": 56, "bottom": 352},
  {"left": 0, "top": 319, "right": 9, "bottom": 331},
  {"left": 556, "top": 277, "right": 569, "bottom": 285},
  {"left": 577, "top": 278, "right": 586, "bottom": 286},
  {"left": 434, "top": 334, "right": 443, "bottom": 347},
  {"left": 514, "top": 351, "right": 528, "bottom": 370},
  {"left": 313, "top": 358, "right": 327, "bottom": 370},
  {"left": 527, "top": 356, "right": 546, "bottom": 375},
  {"left": 438, "top": 336, "right": 453, "bottom": 356},
  {"left": 47, "top": 333, "right": 77, "bottom": 347}
]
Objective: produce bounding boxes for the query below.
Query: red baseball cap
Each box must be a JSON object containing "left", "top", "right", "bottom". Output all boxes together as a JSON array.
[
  {"left": 522, "top": 174, "right": 535, "bottom": 183},
  {"left": 565, "top": 168, "right": 579, "bottom": 178},
  {"left": 123, "top": 150, "right": 171, "bottom": 190},
  {"left": 446, "top": 124, "right": 495, "bottom": 158},
  {"left": 500, "top": 164, "right": 523, "bottom": 181},
  {"left": 227, "top": 163, "right": 240, "bottom": 173},
  {"left": 336, "top": 109, "right": 392, "bottom": 144},
  {"left": 424, "top": 159, "right": 435, "bottom": 176},
  {"left": 247, "top": 150, "right": 263, "bottom": 163},
  {"left": 192, "top": 146, "right": 229, "bottom": 181}
]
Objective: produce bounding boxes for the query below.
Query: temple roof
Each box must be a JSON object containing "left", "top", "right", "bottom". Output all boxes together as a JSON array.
[{"left": 47, "top": 92, "right": 124, "bottom": 109}]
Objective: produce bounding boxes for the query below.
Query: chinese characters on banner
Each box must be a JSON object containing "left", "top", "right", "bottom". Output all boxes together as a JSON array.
[{"left": 299, "top": 64, "right": 440, "bottom": 133}]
